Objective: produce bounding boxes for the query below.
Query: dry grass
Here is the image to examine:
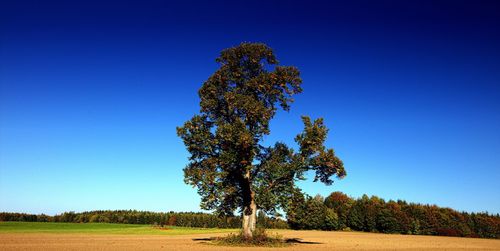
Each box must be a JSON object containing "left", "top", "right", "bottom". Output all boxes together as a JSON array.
[{"left": 1, "top": 229, "right": 500, "bottom": 251}]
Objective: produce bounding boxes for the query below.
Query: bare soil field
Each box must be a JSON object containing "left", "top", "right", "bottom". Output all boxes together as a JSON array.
[{"left": 1, "top": 230, "right": 500, "bottom": 251}]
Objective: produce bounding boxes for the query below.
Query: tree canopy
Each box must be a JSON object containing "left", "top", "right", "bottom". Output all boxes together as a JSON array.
[{"left": 177, "top": 42, "right": 346, "bottom": 237}]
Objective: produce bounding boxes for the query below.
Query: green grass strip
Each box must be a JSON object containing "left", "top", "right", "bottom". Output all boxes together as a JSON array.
[{"left": 0, "top": 222, "right": 237, "bottom": 235}]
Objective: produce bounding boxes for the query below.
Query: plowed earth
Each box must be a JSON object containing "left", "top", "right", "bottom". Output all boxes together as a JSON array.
[{"left": 1, "top": 230, "right": 500, "bottom": 251}]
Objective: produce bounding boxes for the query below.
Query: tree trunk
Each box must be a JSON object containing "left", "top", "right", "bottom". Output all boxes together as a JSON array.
[
  {"left": 242, "top": 170, "right": 256, "bottom": 239},
  {"left": 242, "top": 194, "right": 256, "bottom": 239}
]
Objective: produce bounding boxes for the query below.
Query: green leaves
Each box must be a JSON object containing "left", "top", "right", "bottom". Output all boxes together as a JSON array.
[
  {"left": 177, "top": 115, "right": 216, "bottom": 161},
  {"left": 295, "top": 116, "right": 327, "bottom": 156},
  {"left": 253, "top": 143, "right": 302, "bottom": 214},
  {"left": 295, "top": 116, "right": 346, "bottom": 185},
  {"left": 198, "top": 43, "right": 302, "bottom": 138}
]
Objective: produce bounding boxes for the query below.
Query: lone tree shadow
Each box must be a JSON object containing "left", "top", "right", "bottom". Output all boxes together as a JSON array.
[
  {"left": 285, "top": 238, "right": 322, "bottom": 244},
  {"left": 192, "top": 237, "right": 322, "bottom": 245},
  {"left": 192, "top": 237, "right": 216, "bottom": 241}
]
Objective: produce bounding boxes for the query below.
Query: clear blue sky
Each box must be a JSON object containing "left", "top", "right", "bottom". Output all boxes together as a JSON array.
[{"left": 1, "top": 1, "right": 499, "bottom": 215}]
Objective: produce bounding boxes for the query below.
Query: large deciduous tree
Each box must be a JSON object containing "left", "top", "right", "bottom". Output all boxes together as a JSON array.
[{"left": 177, "top": 43, "right": 346, "bottom": 238}]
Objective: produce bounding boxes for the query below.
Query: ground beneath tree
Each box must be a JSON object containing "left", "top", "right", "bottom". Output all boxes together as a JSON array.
[{"left": 1, "top": 230, "right": 499, "bottom": 250}]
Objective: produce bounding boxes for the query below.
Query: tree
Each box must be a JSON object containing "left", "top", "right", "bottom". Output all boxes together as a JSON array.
[
  {"left": 324, "top": 208, "right": 340, "bottom": 230},
  {"left": 177, "top": 43, "right": 346, "bottom": 238},
  {"left": 324, "top": 191, "right": 354, "bottom": 229},
  {"left": 287, "top": 193, "right": 339, "bottom": 230}
]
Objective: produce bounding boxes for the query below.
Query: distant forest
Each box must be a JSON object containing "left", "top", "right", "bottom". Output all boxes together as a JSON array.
[
  {"left": 1, "top": 192, "right": 499, "bottom": 239},
  {"left": 0, "top": 210, "right": 288, "bottom": 229},
  {"left": 288, "top": 192, "right": 500, "bottom": 239}
]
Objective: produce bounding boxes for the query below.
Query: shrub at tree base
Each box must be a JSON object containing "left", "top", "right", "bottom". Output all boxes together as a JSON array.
[{"left": 214, "top": 228, "right": 289, "bottom": 247}]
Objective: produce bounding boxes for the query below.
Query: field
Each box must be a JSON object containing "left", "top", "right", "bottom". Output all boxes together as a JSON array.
[
  {"left": 0, "top": 222, "right": 235, "bottom": 235},
  {"left": 1, "top": 222, "right": 499, "bottom": 251}
]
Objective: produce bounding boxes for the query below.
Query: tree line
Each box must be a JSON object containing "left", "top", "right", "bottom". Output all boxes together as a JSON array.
[
  {"left": 2, "top": 192, "right": 499, "bottom": 239},
  {"left": 287, "top": 192, "right": 500, "bottom": 239},
  {"left": 0, "top": 210, "right": 287, "bottom": 229}
]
